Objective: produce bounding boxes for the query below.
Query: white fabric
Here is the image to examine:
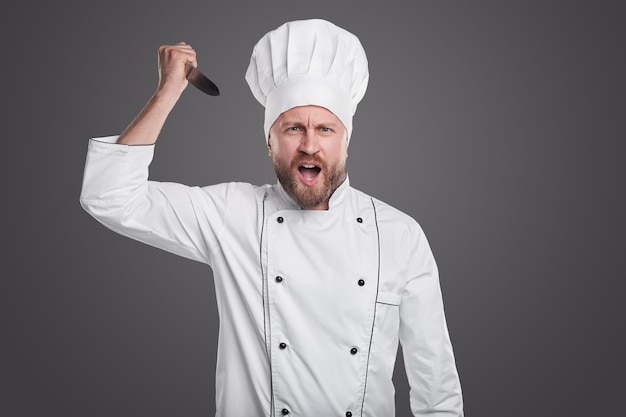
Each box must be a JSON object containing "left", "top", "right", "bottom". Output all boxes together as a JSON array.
[
  {"left": 80, "top": 136, "right": 463, "bottom": 417},
  {"left": 245, "top": 19, "right": 369, "bottom": 142}
]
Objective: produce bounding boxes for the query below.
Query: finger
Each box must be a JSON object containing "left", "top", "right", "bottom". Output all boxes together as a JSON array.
[
  {"left": 168, "top": 45, "right": 198, "bottom": 67},
  {"left": 159, "top": 45, "right": 196, "bottom": 61},
  {"left": 159, "top": 44, "right": 195, "bottom": 54},
  {"left": 175, "top": 41, "right": 194, "bottom": 49}
]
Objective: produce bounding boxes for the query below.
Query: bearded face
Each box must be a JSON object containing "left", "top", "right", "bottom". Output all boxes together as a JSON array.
[
  {"left": 272, "top": 151, "right": 346, "bottom": 210},
  {"left": 268, "top": 106, "right": 349, "bottom": 210}
]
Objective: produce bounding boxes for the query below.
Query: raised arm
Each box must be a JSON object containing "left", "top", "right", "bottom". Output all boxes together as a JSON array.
[
  {"left": 80, "top": 42, "right": 227, "bottom": 265},
  {"left": 116, "top": 42, "right": 197, "bottom": 145}
]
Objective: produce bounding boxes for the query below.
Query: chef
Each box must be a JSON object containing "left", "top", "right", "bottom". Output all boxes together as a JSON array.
[{"left": 80, "top": 19, "right": 463, "bottom": 417}]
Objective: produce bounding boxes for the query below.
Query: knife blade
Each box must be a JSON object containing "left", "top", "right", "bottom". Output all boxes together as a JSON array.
[{"left": 186, "top": 64, "right": 220, "bottom": 96}]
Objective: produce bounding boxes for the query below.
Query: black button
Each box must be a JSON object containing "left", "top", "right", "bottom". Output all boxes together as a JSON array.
[
  {"left": 279, "top": 342, "right": 287, "bottom": 350},
  {"left": 356, "top": 217, "right": 363, "bottom": 223},
  {"left": 350, "top": 347, "right": 358, "bottom": 355},
  {"left": 276, "top": 276, "right": 283, "bottom": 283},
  {"left": 281, "top": 409, "right": 290, "bottom": 415},
  {"left": 277, "top": 216, "right": 284, "bottom": 223},
  {"left": 346, "top": 412, "right": 353, "bottom": 417},
  {"left": 358, "top": 279, "right": 365, "bottom": 287}
]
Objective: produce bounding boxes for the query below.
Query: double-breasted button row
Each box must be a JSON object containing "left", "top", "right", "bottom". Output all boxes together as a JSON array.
[
  {"left": 280, "top": 401, "right": 351, "bottom": 415},
  {"left": 276, "top": 275, "right": 364, "bottom": 287},
  {"left": 279, "top": 215, "right": 364, "bottom": 224},
  {"left": 285, "top": 407, "right": 347, "bottom": 416},
  {"left": 351, "top": 276, "right": 365, "bottom": 355}
]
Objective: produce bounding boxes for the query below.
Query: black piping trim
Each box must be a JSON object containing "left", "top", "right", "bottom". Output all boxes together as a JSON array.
[
  {"left": 360, "top": 198, "right": 381, "bottom": 416},
  {"left": 260, "top": 192, "right": 274, "bottom": 416}
]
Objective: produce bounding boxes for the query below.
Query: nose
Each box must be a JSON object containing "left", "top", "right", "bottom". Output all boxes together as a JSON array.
[{"left": 298, "top": 129, "right": 320, "bottom": 155}]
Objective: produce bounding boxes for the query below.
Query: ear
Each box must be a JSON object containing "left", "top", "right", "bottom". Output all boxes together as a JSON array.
[{"left": 267, "top": 138, "right": 272, "bottom": 157}]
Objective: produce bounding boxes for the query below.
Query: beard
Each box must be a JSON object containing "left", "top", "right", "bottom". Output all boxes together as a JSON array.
[{"left": 273, "top": 154, "right": 346, "bottom": 210}]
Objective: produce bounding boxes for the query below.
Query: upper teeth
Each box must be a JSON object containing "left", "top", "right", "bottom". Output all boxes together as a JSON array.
[{"left": 302, "top": 164, "right": 316, "bottom": 168}]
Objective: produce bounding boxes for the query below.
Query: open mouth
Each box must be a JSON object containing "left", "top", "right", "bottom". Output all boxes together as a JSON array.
[{"left": 298, "top": 163, "right": 322, "bottom": 185}]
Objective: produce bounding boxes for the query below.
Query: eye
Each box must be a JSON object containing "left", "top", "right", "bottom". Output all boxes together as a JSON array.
[{"left": 319, "top": 127, "right": 332, "bottom": 133}]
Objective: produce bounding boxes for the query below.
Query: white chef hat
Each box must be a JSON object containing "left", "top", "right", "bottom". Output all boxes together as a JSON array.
[{"left": 245, "top": 19, "right": 369, "bottom": 143}]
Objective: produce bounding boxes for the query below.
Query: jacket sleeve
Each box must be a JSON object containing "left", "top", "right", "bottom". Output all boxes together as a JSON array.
[
  {"left": 399, "top": 222, "right": 464, "bottom": 416},
  {"left": 79, "top": 136, "right": 230, "bottom": 265}
]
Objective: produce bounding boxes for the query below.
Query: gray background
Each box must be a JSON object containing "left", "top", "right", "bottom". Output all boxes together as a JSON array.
[{"left": 2, "top": 1, "right": 625, "bottom": 416}]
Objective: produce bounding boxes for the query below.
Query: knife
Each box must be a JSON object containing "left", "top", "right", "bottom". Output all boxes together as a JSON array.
[{"left": 186, "top": 63, "right": 220, "bottom": 96}]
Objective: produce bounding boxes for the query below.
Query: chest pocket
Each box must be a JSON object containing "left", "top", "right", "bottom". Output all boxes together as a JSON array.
[{"left": 371, "top": 292, "right": 401, "bottom": 353}]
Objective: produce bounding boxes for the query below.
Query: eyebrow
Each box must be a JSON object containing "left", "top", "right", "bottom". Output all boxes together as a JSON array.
[{"left": 280, "top": 120, "right": 340, "bottom": 128}]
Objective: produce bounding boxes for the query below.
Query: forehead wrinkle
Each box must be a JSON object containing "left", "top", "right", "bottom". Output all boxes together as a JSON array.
[{"left": 279, "top": 111, "right": 340, "bottom": 128}]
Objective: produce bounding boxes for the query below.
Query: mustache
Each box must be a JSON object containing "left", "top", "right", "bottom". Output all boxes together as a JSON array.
[{"left": 290, "top": 153, "right": 326, "bottom": 169}]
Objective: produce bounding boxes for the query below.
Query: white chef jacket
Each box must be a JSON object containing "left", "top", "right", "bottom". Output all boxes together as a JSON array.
[{"left": 80, "top": 136, "right": 463, "bottom": 417}]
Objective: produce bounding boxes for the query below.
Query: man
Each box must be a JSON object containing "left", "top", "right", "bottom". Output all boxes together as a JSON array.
[{"left": 80, "top": 19, "right": 463, "bottom": 417}]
